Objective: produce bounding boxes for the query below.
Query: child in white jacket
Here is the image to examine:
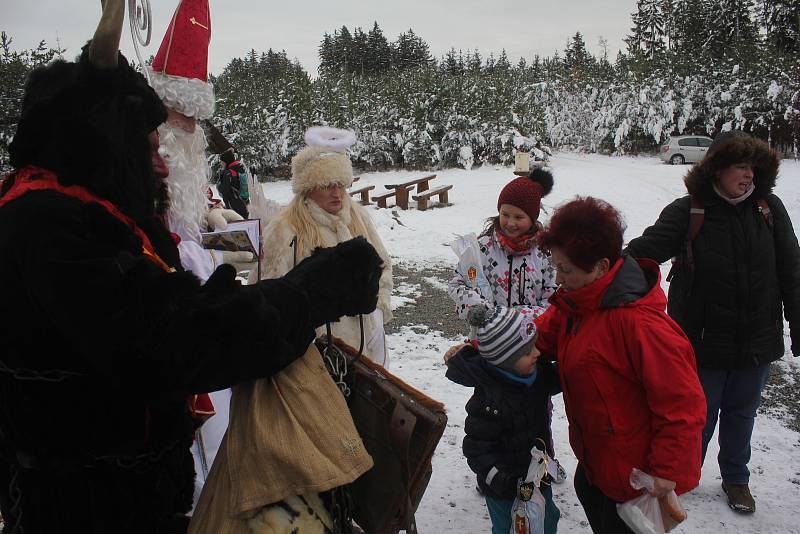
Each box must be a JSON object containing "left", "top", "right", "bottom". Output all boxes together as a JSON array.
[
  {"left": 447, "top": 168, "right": 565, "bottom": 486},
  {"left": 448, "top": 168, "right": 557, "bottom": 321}
]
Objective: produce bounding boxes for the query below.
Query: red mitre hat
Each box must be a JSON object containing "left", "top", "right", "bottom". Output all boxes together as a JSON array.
[{"left": 148, "top": 0, "right": 215, "bottom": 119}]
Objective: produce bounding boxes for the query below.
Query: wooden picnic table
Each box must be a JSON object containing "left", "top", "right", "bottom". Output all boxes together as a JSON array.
[{"left": 380, "top": 174, "right": 437, "bottom": 210}]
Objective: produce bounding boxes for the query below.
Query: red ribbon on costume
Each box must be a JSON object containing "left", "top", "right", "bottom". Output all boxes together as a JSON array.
[{"left": 0, "top": 165, "right": 173, "bottom": 272}]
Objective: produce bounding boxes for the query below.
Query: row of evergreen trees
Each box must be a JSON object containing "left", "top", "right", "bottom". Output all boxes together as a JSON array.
[
  {"left": 2, "top": 2, "right": 799, "bottom": 174},
  {"left": 210, "top": 2, "right": 800, "bottom": 175},
  {"left": 318, "top": 24, "right": 432, "bottom": 76}
]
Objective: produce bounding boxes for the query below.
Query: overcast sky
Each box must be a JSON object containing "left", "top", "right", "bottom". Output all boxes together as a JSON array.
[{"left": 2, "top": 1, "right": 638, "bottom": 76}]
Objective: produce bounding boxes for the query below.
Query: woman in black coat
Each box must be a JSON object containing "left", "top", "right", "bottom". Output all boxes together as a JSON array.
[{"left": 626, "top": 131, "right": 800, "bottom": 515}]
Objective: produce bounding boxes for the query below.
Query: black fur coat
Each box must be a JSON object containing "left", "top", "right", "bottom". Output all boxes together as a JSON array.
[{"left": 0, "top": 52, "right": 320, "bottom": 534}]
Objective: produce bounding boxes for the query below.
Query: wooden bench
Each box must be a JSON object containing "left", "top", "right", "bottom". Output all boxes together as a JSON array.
[
  {"left": 373, "top": 190, "right": 396, "bottom": 209},
  {"left": 382, "top": 174, "right": 437, "bottom": 210},
  {"left": 348, "top": 184, "right": 375, "bottom": 205},
  {"left": 413, "top": 184, "right": 453, "bottom": 211}
]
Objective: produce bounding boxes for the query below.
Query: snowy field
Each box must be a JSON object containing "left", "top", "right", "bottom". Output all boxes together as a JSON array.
[{"left": 262, "top": 153, "right": 800, "bottom": 534}]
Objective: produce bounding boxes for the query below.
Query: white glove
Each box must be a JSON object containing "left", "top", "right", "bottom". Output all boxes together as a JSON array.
[
  {"left": 206, "top": 208, "right": 244, "bottom": 231},
  {"left": 219, "top": 250, "right": 255, "bottom": 266}
]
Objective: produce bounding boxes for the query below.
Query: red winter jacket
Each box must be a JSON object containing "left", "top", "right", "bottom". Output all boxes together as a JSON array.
[{"left": 535, "top": 255, "right": 706, "bottom": 502}]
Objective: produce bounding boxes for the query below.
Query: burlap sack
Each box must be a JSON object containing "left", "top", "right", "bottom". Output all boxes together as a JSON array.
[{"left": 189, "top": 344, "right": 373, "bottom": 534}]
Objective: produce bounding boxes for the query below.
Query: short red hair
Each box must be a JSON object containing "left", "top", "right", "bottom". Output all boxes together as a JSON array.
[{"left": 537, "top": 196, "right": 626, "bottom": 272}]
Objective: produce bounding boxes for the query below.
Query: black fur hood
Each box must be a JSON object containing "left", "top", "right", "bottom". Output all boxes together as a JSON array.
[
  {"left": 684, "top": 133, "right": 780, "bottom": 202},
  {"left": 7, "top": 47, "right": 167, "bottom": 221}
]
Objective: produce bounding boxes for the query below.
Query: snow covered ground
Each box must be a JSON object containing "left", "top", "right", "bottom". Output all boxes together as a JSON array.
[{"left": 263, "top": 153, "right": 800, "bottom": 533}]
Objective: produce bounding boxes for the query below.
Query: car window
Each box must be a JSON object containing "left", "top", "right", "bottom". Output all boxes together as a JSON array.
[
  {"left": 697, "top": 138, "right": 712, "bottom": 147},
  {"left": 678, "top": 138, "right": 698, "bottom": 147}
]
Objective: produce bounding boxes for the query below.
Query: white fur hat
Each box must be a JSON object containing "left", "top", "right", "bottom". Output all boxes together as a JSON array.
[{"left": 292, "top": 127, "right": 356, "bottom": 195}]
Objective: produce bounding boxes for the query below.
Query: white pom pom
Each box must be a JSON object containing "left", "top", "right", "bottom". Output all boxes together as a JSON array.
[{"left": 304, "top": 127, "right": 356, "bottom": 151}]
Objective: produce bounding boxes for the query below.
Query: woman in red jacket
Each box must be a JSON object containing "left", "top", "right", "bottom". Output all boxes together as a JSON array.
[{"left": 534, "top": 197, "right": 706, "bottom": 534}]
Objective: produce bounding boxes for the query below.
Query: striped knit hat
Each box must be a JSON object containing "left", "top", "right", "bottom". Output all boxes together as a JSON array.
[{"left": 467, "top": 305, "right": 537, "bottom": 372}]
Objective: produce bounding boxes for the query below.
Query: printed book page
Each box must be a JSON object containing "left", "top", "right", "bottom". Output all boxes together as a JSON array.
[{"left": 201, "top": 218, "right": 261, "bottom": 257}]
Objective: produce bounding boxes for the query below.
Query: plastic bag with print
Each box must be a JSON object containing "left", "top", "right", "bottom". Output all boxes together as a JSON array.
[
  {"left": 509, "top": 447, "right": 548, "bottom": 534},
  {"left": 449, "top": 233, "right": 490, "bottom": 337}
]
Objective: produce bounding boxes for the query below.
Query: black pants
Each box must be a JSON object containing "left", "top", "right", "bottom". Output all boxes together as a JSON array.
[{"left": 574, "top": 463, "right": 634, "bottom": 534}]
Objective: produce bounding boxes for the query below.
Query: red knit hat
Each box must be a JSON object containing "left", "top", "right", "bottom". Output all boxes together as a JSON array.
[
  {"left": 497, "top": 168, "right": 554, "bottom": 222},
  {"left": 148, "top": 0, "right": 215, "bottom": 120}
]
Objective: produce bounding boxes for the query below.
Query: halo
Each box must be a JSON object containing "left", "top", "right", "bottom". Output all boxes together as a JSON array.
[{"left": 304, "top": 126, "right": 356, "bottom": 151}]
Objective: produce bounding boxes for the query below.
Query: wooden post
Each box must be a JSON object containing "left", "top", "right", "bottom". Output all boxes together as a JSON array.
[{"left": 395, "top": 187, "right": 409, "bottom": 210}]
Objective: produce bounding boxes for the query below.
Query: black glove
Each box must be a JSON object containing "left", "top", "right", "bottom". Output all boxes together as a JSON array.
[
  {"left": 283, "top": 237, "right": 383, "bottom": 328},
  {"left": 485, "top": 468, "right": 519, "bottom": 500},
  {"left": 203, "top": 263, "right": 240, "bottom": 293}
]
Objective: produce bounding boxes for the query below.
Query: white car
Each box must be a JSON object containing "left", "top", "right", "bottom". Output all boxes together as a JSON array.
[{"left": 659, "top": 135, "right": 713, "bottom": 164}]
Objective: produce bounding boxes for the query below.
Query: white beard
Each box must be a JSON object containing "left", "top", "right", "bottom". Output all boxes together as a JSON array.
[{"left": 159, "top": 123, "right": 210, "bottom": 240}]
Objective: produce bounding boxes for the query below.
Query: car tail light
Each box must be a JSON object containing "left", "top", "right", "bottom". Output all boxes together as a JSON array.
[{"left": 661, "top": 145, "right": 670, "bottom": 153}]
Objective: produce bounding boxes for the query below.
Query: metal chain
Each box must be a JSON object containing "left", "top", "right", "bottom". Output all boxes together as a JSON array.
[
  {"left": 6, "top": 461, "right": 24, "bottom": 534},
  {"left": 322, "top": 334, "right": 351, "bottom": 398},
  {"left": 328, "top": 485, "right": 355, "bottom": 534},
  {"left": 91, "top": 438, "right": 180, "bottom": 471},
  {"left": 0, "top": 361, "right": 85, "bottom": 383}
]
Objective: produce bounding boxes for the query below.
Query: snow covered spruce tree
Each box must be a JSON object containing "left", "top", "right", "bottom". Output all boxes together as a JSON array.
[
  {"left": 0, "top": 33, "right": 64, "bottom": 172},
  {"left": 202, "top": 7, "right": 799, "bottom": 170}
]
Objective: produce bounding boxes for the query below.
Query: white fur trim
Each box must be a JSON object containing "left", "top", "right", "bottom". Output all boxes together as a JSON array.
[
  {"left": 291, "top": 145, "right": 353, "bottom": 195},
  {"left": 304, "top": 127, "right": 356, "bottom": 151},
  {"left": 148, "top": 69, "right": 215, "bottom": 120}
]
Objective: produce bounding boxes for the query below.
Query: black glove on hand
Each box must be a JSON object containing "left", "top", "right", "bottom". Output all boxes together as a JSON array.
[
  {"left": 203, "top": 263, "right": 240, "bottom": 293},
  {"left": 486, "top": 468, "right": 519, "bottom": 500},
  {"left": 283, "top": 236, "right": 383, "bottom": 328}
]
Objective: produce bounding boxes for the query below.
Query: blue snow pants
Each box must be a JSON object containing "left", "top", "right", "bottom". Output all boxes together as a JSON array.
[
  {"left": 699, "top": 362, "right": 771, "bottom": 485},
  {"left": 485, "top": 483, "right": 559, "bottom": 534}
]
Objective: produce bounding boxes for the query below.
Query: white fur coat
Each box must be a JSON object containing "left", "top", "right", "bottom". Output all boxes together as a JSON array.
[{"left": 262, "top": 196, "right": 393, "bottom": 364}]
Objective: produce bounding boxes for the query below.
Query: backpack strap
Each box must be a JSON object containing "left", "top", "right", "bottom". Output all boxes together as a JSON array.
[
  {"left": 756, "top": 198, "right": 774, "bottom": 228},
  {"left": 685, "top": 196, "right": 705, "bottom": 273},
  {"left": 667, "top": 196, "right": 704, "bottom": 282}
]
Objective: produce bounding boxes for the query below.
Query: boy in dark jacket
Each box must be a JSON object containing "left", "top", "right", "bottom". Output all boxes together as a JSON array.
[{"left": 446, "top": 305, "right": 560, "bottom": 534}]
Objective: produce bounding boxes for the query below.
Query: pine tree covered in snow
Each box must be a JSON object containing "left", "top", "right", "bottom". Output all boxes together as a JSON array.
[
  {"left": 0, "top": 33, "right": 64, "bottom": 171},
  {"left": 761, "top": 0, "right": 800, "bottom": 53},
  {"left": 705, "top": 0, "right": 759, "bottom": 60},
  {"left": 4, "top": 5, "right": 800, "bottom": 173},
  {"left": 626, "top": 0, "right": 667, "bottom": 63}
]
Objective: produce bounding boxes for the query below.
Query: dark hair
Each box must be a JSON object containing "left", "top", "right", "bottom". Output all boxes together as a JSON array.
[
  {"left": 479, "top": 216, "right": 500, "bottom": 238},
  {"left": 220, "top": 148, "right": 236, "bottom": 165},
  {"left": 537, "top": 196, "right": 625, "bottom": 272}
]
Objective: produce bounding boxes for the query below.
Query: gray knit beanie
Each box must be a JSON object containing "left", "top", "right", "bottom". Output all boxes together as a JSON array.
[{"left": 467, "top": 305, "right": 537, "bottom": 372}]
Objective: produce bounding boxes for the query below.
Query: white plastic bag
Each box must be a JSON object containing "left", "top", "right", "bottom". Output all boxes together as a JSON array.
[
  {"left": 509, "top": 447, "right": 548, "bottom": 534},
  {"left": 616, "top": 468, "right": 686, "bottom": 534},
  {"left": 449, "top": 233, "right": 491, "bottom": 338}
]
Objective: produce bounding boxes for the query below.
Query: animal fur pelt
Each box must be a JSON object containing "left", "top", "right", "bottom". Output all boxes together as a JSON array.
[
  {"left": 684, "top": 133, "right": 780, "bottom": 201},
  {"left": 8, "top": 46, "right": 167, "bottom": 222}
]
